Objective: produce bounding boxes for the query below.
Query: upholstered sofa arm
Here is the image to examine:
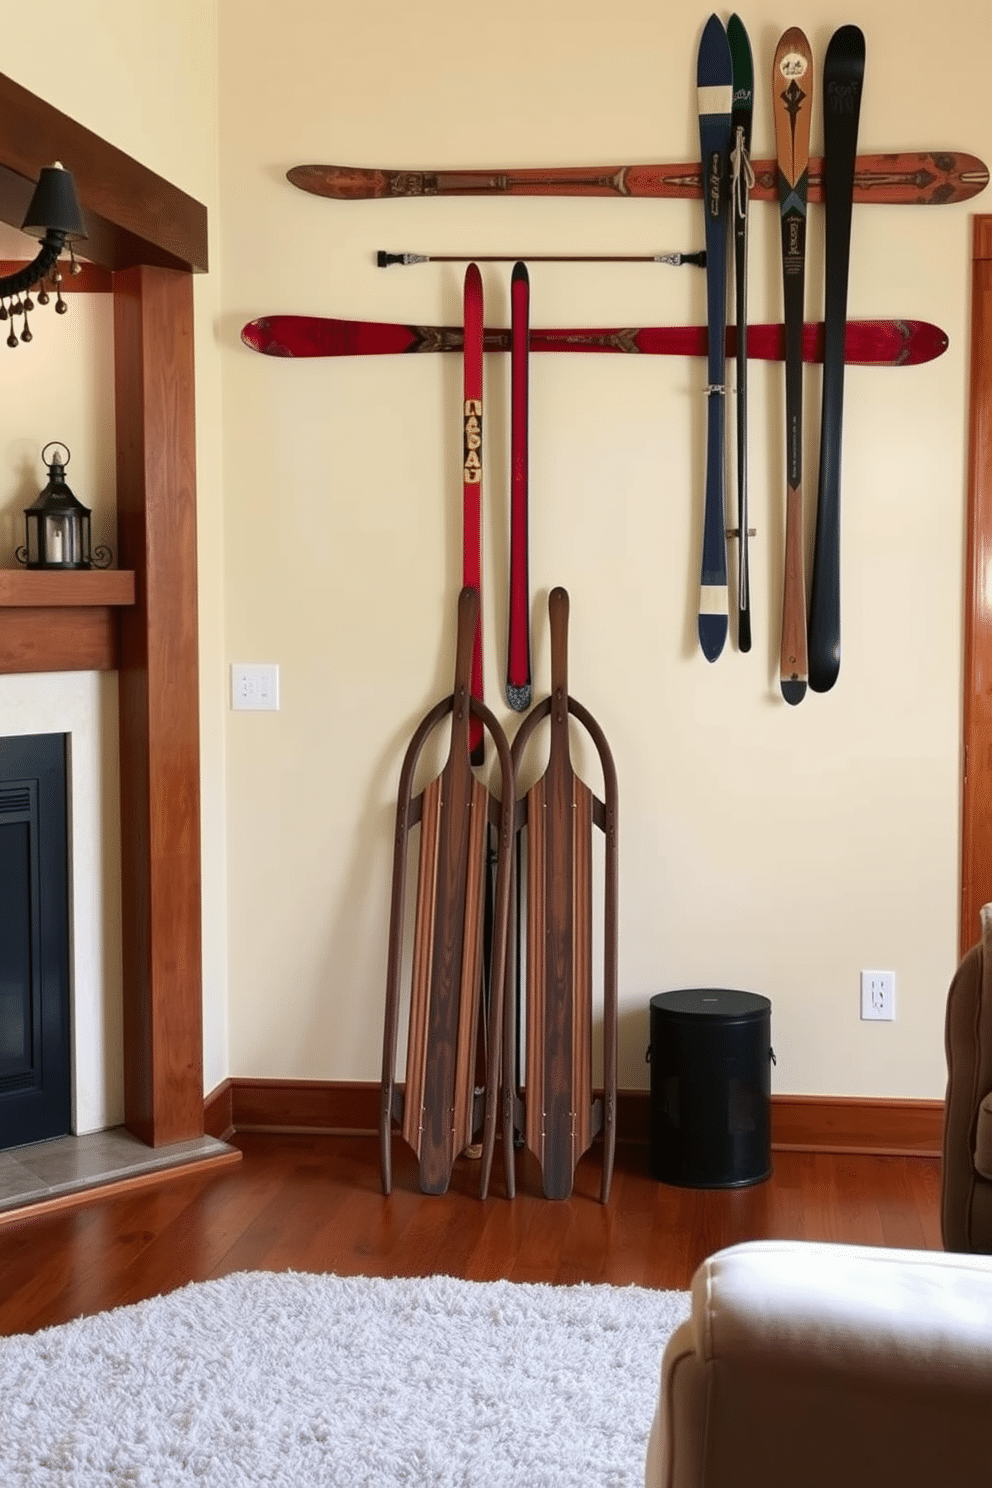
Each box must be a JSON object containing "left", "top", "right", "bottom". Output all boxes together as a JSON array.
[
  {"left": 976, "top": 1092, "right": 992, "bottom": 1179},
  {"left": 645, "top": 1240, "right": 992, "bottom": 1488}
]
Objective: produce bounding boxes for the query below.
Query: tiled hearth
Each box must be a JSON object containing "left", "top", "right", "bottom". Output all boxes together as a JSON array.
[{"left": 0, "top": 1128, "right": 237, "bottom": 1217}]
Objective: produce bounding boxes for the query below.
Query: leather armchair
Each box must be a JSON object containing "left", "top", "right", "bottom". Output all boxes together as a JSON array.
[
  {"left": 942, "top": 904, "right": 992, "bottom": 1253},
  {"left": 644, "top": 1239, "right": 992, "bottom": 1488}
]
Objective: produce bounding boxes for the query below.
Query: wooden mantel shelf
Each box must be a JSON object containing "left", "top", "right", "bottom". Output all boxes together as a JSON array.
[
  {"left": 0, "top": 569, "right": 135, "bottom": 606},
  {"left": 0, "top": 569, "right": 136, "bottom": 674}
]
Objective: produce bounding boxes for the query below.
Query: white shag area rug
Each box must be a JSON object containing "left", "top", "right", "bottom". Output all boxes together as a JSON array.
[{"left": 0, "top": 1269, "right": 690, "bottom": 1487}]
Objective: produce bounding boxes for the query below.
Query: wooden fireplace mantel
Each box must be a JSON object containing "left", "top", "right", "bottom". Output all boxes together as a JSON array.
[
  {"left": 0, "top": 569, "right": 136, "bottom": 673},
  {"left": 0, "top": 70, "right": 207, "bottom": 1148}
]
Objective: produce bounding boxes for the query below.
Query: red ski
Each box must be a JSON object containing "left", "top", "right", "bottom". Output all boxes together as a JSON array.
[
  {"left": 507, "top": 263, "right": 531, "bottom": 712},
  {"left": 242, "top": 315, "right": 947, "bottom": 366},
  {"left": 463, "top": 265, "right": 485, "bottom": 765},
  {"left": 287, "top": 149, "right": 987, "bottom": 205}
]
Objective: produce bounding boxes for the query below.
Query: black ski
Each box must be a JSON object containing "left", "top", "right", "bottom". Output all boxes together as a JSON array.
[
  {"left": 728, "top": 14, "right": 754, "bottom": 653},
  {"left": 696, "top": 13, "right": 734, "bottom": 662},
  {"left": 808, "top": 26, "right": 865, "bottom": 693}
]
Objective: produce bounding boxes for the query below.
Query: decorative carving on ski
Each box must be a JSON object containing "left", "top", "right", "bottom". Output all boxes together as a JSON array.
[
  {"left": 774, "top": 27, "right": 814, "bottom": 706},
  {"left": 696, "top": 14, "right": 733, "bottom": 662},
  {"left": 502, "top": 588, "right": 618, "bottom": 1202},
  {"left": 380, "top": 586, "right": 514, "bottom": 1198},
  {"left": 241, "top": 314, "right": 948, "bottom": 365},
  {"left": 507, "top": 263, "right": 531, "bottom": 712},
  {"left": 287, "top": 151, "right": 987, "bottom": 206},
  {"left": 463, "top": 265, "right": 485, "bottom": 762},
  {"left": 728, "top": 13, "right": 754, "bottom": 653},
  {"left": 808, "top": 26, "right": 865, "bottom": 693}
]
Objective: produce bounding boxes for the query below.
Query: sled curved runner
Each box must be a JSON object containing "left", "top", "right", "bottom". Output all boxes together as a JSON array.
[
  {"left": 503, "top": 588, "right": 618, "bottom": 1202},
  {"left": 381, "top": 587, "right": 514, "bottom": 1198}
]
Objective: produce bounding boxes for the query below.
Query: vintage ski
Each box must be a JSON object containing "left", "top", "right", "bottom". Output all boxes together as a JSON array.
[
  {"left": 728, "top": 13, "right": 754, "bottom": 653},
  {"left": 808, "top": 26, "right": 865, "bottom": 694},
  {"left": 288, "top": 149, "right": 987, "bottom": 205},
  {"left": 774, "top": 27, "right": 813, "bottom": 706},
  {"left": 241, "top": 314, "right": 947, "bottom": 366},
  {"left": 696, "top": 13, "right": 733, "bottom": 661},
  {"left": 507, "top": 263, "right": 531, "bottom": 711},
  {"left": 463, "top": 264, "right": 485, "bottom": 762}
]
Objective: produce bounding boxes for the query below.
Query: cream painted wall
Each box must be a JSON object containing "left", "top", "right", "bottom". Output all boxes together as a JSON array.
[
  {"left": 2, "top": 1, "right": 984, "bottom": 1120},
  {"left": 218, "top": 0, "right": 990, "bottom": 1101},
  {"left": 1, "top": 2, "right": 229, "bottom": 1099}
]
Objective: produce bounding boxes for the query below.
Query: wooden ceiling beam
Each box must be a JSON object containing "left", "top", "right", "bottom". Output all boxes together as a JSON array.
[{"left": 0, "top": 70, "right": 207, "bottom": 273}]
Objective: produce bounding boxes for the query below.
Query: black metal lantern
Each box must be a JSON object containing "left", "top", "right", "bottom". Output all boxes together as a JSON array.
[{"left": 15, "top": 443, "right": 111, "bottom": 570}]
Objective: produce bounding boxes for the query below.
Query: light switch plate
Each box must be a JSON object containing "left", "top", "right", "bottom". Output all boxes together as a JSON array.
[{"left": 231, "top": 663, "right": 279, "bottom": 711}]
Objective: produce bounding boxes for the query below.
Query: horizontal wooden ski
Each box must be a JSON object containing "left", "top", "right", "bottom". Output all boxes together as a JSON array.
[
  {"left": 242, "top": 314, "right": 947, "bottom": 365},
  {"left": 288, "top": 150, "right": 987, "bottom": 206}
]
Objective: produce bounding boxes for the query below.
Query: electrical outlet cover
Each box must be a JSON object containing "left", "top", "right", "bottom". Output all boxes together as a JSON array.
[{"left": 860, "top": 969, "right": 895, "bottom": 1021}]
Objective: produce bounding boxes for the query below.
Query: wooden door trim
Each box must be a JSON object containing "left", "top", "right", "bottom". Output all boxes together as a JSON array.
[
  {"left": 962, "top": 216, "right": 992, "bottom": 955},
  {"left": 1, "top": 76, "right": 206, "bottom": 1147}
]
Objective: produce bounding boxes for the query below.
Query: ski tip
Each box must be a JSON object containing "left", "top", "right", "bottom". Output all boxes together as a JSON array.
[
  {"left": 826, "top": 23, "right": 866, "bottom": 63},
  {"left": 697, "top": 13, "right": 732, "bottom": 87},
  {"left": 912, "top": 321, "right": 950, "bottom": 363},
  {"left": 698, "top": 613, "right": 728, "bottom": 662},
  {"left": 287, "top": 164, "right": 386, "bottom": 200},
  {"left": 808, "top": 645, "right": 840, "bottom": 693},
  {"left": 241, "top": 319, "right": 292, "bottom": 357},
  {"left": 511, "top": 261, "right": 530, "bottom": 285},
  {"left": 780, "top": 677, "right": 807, "bottom": 706},
  {"left": 808, "top": 665, "right": 839, "bottom": 694},
  {"left": 505, "top": 680, "right": 532, "bottom": 712}
]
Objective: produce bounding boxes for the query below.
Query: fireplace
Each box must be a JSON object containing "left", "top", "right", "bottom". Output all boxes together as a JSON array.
[
  {"left": 0, "top": 672, "right": 124, "bottom": 1151},
  {"left": 0, "top": 732, "right": 70, "bottom": 1148}
]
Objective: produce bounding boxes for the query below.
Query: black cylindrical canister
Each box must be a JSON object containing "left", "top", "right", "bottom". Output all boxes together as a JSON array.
[{"left": 648, "top": 988, "right": 773, "bottom": 1188}]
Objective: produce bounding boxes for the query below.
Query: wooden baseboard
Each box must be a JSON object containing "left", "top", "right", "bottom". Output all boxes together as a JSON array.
[
  {"left": 204, "top": 1079, "right": 235, "bottom": 1141},
  {"left": 771, "top": 1095, "right": 944, "bottom": 1157},
  {"left": 204, "top": 1079, "right": 945, "bottom": 1158}
]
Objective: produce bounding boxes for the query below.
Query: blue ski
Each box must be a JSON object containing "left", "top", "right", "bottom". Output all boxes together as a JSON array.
[
  {"left": 696, "top": 13, "right": 733, "bottom": 662},
  {"left": 728, "top": 14, "right": 754, "bottom": 654}
]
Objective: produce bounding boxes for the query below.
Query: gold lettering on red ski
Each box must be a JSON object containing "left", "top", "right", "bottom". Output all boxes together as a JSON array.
[{"left": 463, "top": 399, "right": 482, "bottom": 483}]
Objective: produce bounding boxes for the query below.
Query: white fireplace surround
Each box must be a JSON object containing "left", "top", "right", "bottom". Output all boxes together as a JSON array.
[{"left": 0, "top": 670, "right": 124, "bottom": 1136}]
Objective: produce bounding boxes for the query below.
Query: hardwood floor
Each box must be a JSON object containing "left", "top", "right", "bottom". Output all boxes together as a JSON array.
[{"left": 0, "top": 1133, "right": 943, "bottom": 1338}]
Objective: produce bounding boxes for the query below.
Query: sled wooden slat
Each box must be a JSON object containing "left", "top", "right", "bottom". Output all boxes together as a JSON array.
[
  {"left": 402, "top": 774, "right": 442, "bottom": 1156},
  {"left": 451, "top": 776, "right": 489, "bottom": 1156},
  {"left": 524, "top": 773, "right": 595, "bottom": 1191}
]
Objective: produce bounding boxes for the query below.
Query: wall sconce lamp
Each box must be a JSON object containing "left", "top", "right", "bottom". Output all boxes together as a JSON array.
[
  {"left": 1, "top": 162, "right": 87, "bottom": 347},
  {"left": 16, "top": 443, "right": 111, "bottom": 570}
]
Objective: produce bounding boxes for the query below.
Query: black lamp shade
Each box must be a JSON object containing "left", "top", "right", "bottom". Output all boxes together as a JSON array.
[{"left": 20, "top": 163, "right": 86, "bottom": 242}]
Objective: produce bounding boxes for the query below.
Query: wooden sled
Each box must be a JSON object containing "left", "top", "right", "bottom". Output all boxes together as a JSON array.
[
  {"left": 381, "top": 587, "right": 514, "bottom": 1198},
  {"left": 502, "top": 587, "right": 618, "bottom": 1202}
]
